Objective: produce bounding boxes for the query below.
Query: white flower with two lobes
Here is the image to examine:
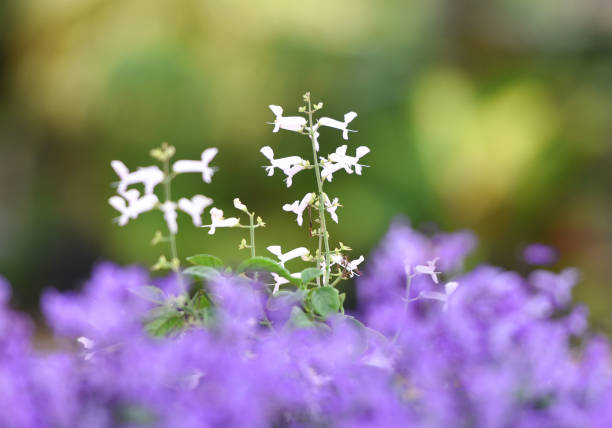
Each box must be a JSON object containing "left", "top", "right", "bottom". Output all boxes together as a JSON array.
[
  {"left": 260, "top": 146, "right": 306, "bottom": 177},
  {"left": 329, "top": 254, "right": 365, "bottom": 278},
  {"left": 173, "top": 148, "right": 218, "bottom": 183},
  {"left": 268, "top": 105, "right": 307, "bottom": 133},
  {"left": 323, "top": 194, "right": 340, "bottom": 224},
  {"left": 160, "top": 201, "right": 178, "bottom": 234},
  {"left": 205, "top": 208, "right": 239, "bottom": 235},
  {"left": 283, "top": 193, "right": 314, "bottom": 226},
  {"left": 178, "top": 195, "right": 213, "bottom": 227},
  {"left": 111, "top": 161, "right": 164, "bottom": 196},
  {"left": 108, "top": 189, "right": 158, "bottom": 226},
  {"left": 317, "top": 112, "right": 358, "bottom": 140},
  {"left": 267, "top": 245, "right": 310, "bottom": 267},
  {"left": 414, "top": 258, "right": 441, "bottom": 284}
]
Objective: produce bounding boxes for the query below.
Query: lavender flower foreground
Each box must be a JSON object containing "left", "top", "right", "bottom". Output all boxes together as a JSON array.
[{"left": 1, "top": 220, "right": 611, "bottom": 427}]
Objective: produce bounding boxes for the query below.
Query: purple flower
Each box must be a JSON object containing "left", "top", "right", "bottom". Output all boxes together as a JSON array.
[{"left": 523, "top": 243, "right": 558, "bottom": 266}]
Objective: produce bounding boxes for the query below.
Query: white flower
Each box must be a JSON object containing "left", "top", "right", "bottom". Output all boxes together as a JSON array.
[
  {"left": 418, "top": 281, "right": 459, "bottom": 311},
  {"left": 328, "top": 145, "right": 370, "bottom": 175},
  {"left": 108, "top": 189, "right": 159, "bottom": 226},
  {"left": 111, "top": 161, "right": 164, "bottom": 196},
  {"left": 178, "top": 195, "right": 213, "bottom": 227},
  {"left": 206, "top": 207, "right": 239, "bottom": 235},
  {"left": 173, "top": 148, "right": 218, "bottom": 183},
  {"left": 267, "top": 245, "right": 310, "bottom": 267},
  {"left": 160, "top": 201, "right": 178, "bottom": 234},
  {"left": 268, "top": 105, "right": 307, "bottom": 133},
  {"left": 77, "top": 336, "right": 95, "bottom": 361},
  {"left": 260, "top": 146, "right": 305, "bottom": 177},
  {"left": 323, "top": 194, "right": 340, "bottom": 223},
  {"left": 317, "top": 111, "right": 357, "bottom": 140},
  {"left": 282, "top": 164, "right": 307, "bottom": 188},
  {"left": 415, "top": 258, "right": 441, "bottom": 284},
  {"left": 270, "top": 272, "right": 301, "bottom": 294},
  {"left": 319, "top": 159, "right": 346, "bottom": 182},
  {"left": 282, "top": 193, "right": 314, "bottom": 226},
  {"left": 233, "top": 198, "right": 249, "bottom": 213},
  {"left": 330, "top": 254, "right": 364, "bottom": 277}
]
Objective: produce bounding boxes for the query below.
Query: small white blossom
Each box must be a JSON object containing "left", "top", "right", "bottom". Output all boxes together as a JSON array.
[
  {"left": 108, "top": 189, "right": 159, "bottom": 226},
  {"left": 323, "top": 194, "right": 340, "bottom": 223},
  {"left": 418, "top": 281, "right": 459, "bottom": 311},
  {"left": 270, "top": 272, "right": 301, "bottom": 294},
  {"left": 317, "top": 112, "right": 357, "bottom": 140},
  {"left": 206, "top": 207, "right": 239, "bottom": 235},
  {"left": 111, "top": 161, "right": 164, "bottom": 196},
  {"left": 415, "top": 258, "right": 441, "bottom": 284},
  {"left": 260, "top": 146, "right": 305, "bottom": 177},
  {"left": 268, "top": 105, "right": 307, "bottom": 133},
  {"left": 282, "top": 193, "right": 314, "bottom": 226},
  {"left": 233, "top": 198, "right": 249, "bottom": 213},
  {"left": 282, "top": 164, "right": 307, "bottom": 188},
  {"left": 77, "top": 336, "right": 95, "bottom": 361},
  {"left": 267, "top": 245, "right": 310, "bottom": 267},
  {"left": 173, "top": 148, "right": 218, "bottom": 183},
  {"left": 160, "top": 201, "right": 178, "bottom": 234},
  {"left": 328, "top": 145, "right": 370, "bottom": 175},
  {"left": 178, "top": 195, "right": 213, "bottom": 227},
  {"left": 330, "top": 254, "right": 365, "bottom": 277},
  {"left": 319, "top": 159, "right": 346, "bottom": 182}
]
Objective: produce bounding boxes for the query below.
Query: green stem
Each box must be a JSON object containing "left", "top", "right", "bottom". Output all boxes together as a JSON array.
[
  {"left": 306, "top": 95, "right": 331, "bottom": 286},
  {"left": 162, "top": 157, "right": 185, "bottom": 294},
  {"left": 248, "top": 213, "right": 256, "bottom": 258}
]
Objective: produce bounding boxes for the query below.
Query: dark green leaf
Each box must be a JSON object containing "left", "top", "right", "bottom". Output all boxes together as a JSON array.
[
  {"left": 300, "top": 267, "right": 324, "bottom": 284},
  {"left": 237, "top": 257, "right": 300, "bottom": 286},
  {"left": 183, "top": 266, "right": 221, "bottom": 281},
  {"left": 186, "top": 254, "right": 224, "bottom": 269},
  {"left": 311, "top": 286, "right": 341, "bottom": 317},
  {"left": 145, "top": 308, "right": 185, "bottom": 337}
]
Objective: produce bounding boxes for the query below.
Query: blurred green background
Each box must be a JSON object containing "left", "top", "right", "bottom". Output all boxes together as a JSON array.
[{"left": 1, "top": 0, "right": 611, "bottom": 329}]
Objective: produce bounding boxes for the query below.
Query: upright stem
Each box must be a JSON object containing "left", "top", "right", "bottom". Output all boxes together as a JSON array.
[
  {"left": 306, "top": 96, "right": 331, "bottom": 286},
  {"left": 163, "top": 158, "right": 185, "bottom": 293},
  {"left": 248, "top": 213, "right": 256, "bottom": 258}
]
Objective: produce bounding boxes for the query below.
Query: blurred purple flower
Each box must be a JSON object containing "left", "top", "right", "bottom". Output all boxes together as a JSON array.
[{"left": 523, "top": 243, "right": 558, "bottom": 266}]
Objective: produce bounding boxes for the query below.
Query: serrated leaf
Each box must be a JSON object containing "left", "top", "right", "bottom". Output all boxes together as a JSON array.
[
  {"left": 311, "top": 286, "right": 341, "bottom": 317},
  {"left": 186, "top": 254, "right": 224, "bottom": 269},
  {"left": 237, "top": 257, "right": 300, "bottom": 286},
  {"left": 288, "top": 306, "right": 314, "bottom": 328},
  {"left": 300, "top": 267, "right": 324, "bottom": 284},
  {"left": 130, "top": 285, "right": 166, "bottom": 304},
  {"left": 183, "top": 266, "right": 221, "bottom": 281}
]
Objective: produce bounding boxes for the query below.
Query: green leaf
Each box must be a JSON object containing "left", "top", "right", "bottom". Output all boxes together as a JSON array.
[
  {"left": 183, "top": 266, "right": 221, "bottom": 281},
  {"left": 129, "top": 285, "right": 166, "bottom": 304},
  {"left": 190, "top": 290, "right": 212, "bottom": 310},
  {"left": 145, "top": 307, "right": 185, "bottom": 337},
  {"left": 288, "top": 306, "right": 314, "bottom": 328},
  {"left": 310, "top": 286, "right": 341, "bottom": 317},
  {"left": 186, "top": 254, "right": 224, "bottom": 269},
  {"left": 237, "top": 257, "right": 300, "bottom": 286},
  {"left": 300, "top": 267, "right": 324, "bottom": 284}
]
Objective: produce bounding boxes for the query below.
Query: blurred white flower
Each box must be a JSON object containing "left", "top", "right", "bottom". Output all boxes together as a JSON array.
[
  {"left": 328, "top": 145, "right": 370, "bottom": 175},
  {"left": 320, "top": 159, "right": 346, "bottom": 182},
  {"left": 160, "top": 201, "right": 178, "bottom": 234},
  {"left": 173, "top": 148, "right": 218, "bottom": 183},
  {"left": 206, "top": 208, "right": 239, "bottom": 235},
  {"left": 111, "top": 161, "right": 164, "bottom": 196},
  {"left": 268, "top": 105, "right": 307, "bottom": 133},
  {"left": 317, "top": 112, "right": 357, "bottom": 140},
  {"left": 233, "top": 198, "right": 249, "bottom": 213},
  {"left": 282, "top": 164, "right": 307, "bottom": 188},
  {"left": 415, "top": 258, "right": 441, "bottom": 284},
  {"left": 270, "top": 272, "right": 301, "bottom": 294},
  {"left": 267, "top": 245, "right": 310, "bottom": 267},
  {"left": 108, "top": 189, "right": 158, "bottom": 226},
  {"left": 260, "top": 146, "right": 305, "bottom": 177},
  {"left": 178, "top": 195, "right": 213, "bottom": 227},
  {"left": 418, "top": 281, "right": 459, "bottom": 311},
  {"left": 282, "top": 193, "right": 314, "bottom": 226}
]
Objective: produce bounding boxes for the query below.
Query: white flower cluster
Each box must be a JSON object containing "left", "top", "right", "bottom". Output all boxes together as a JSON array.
[
  {"left": 108, "top": 147, "right": 238, "bottom": 235},
  {"left": 263, "top": 96, "right": 368, "bottom": 291}
]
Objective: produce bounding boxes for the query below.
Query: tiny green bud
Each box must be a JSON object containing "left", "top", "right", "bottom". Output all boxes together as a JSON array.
[
  {"left": 256, "top": 216, "right": 266, "bottom": 227},
  {"left": 238, "top": 238, "right": 248, "bottom": 250},
  {"left": 314, "top": 102, "right": 323, "bottom": 110},
  {"left": 302, "top": 92, "right": 311, "bottom": 102},
  {"left": 298, "top": 106, "right": 306, "bottom": 113},
  {"left": 151, "top": 231, "right": 164, "bottom": 246},
  {"left": 151, "top": 255, "right": 170, "bottom": 271}
]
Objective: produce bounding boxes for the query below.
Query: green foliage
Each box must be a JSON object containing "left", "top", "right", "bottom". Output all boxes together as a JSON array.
[
  {"left": 183, "top": 266, "right": 221, "bottom": 281},
  {"left": 130, "top": 285, "right": 166, "bottom": 304},
  {"left": 186, "top": 254, "right": 225, "bottom": 269},
  {"left": 237, "top": 257, "right": 300, "bottom": 286},
  {"left": 310, "top": 286, "right": 341, "bottom": 317},
  {"left": 300, "top": 267, "right": 324, "bottom": 285},
  {"left": 145, "top": 307, "right": 186, "bottom": 337}
]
